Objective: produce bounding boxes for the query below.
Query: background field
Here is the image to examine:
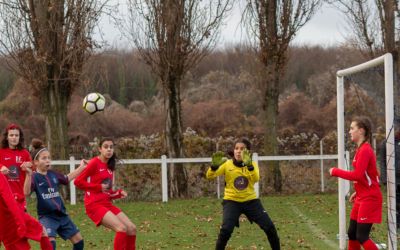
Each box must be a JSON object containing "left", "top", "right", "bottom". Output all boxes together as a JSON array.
[{"left": 26, "top": 193, "right": 390, "bottom": 250}]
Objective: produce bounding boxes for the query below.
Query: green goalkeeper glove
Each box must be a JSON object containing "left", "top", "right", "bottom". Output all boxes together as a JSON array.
[
  {"left": 211, "top": 151, "right": 227, "bottom": 170},
  {"left": 241, "top": 149, "right": 254, "bottom": 170}
]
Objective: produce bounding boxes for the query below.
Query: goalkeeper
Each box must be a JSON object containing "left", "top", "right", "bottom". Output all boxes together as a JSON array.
[{"left": 206, "top": 138, "right": 280, "bottom": 250}]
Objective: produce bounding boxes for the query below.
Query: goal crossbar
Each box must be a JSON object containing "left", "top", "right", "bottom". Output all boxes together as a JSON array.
[{"left": 336, "top": 53, "right": 396, "bottom": 250}]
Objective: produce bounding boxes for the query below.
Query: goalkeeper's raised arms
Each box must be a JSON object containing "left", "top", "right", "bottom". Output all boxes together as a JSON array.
[
  {"left": 211, "top": 151, "right": 227, "bottom": 170},
  {"left": 241, "top": 149, "right": 254, "bottom": 171}
]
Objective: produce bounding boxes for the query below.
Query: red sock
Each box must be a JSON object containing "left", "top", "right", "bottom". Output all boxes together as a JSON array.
[
  {"left": 114, "top": 232, "right": 127, "bottom": 250},
  {"left": 362, "top": 239, "right": 378, "bottom": 250},
  {"left": 126, "top": 234, "right": 136, "bottom": 250},
  {"left": 348, "top": 240, "right": 361, "bottom": 250},
  {"left": 40, "top": 236, "right": 53, "bottom": 250}
]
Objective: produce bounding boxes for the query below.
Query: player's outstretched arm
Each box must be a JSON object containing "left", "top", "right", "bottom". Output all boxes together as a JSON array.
[
  {"left": 23, "top": 166, "right": 33, "bottom": 196},
  {"left": 67, "top": 159, "right": 88, "bottom": 181}
]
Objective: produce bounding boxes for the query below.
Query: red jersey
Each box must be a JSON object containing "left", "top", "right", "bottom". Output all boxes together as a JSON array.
[
  {"left": 74, "top": 157, "right": 121, "bottom": 206},
  {"left": 0, "top": 148, "right": 31, "bottom": 209},
  {"left": 332, "top": 142, "right": 382, "bottom": 202},
  {"left": 0, "top": 173, "right": 26, "bottom": 246}
]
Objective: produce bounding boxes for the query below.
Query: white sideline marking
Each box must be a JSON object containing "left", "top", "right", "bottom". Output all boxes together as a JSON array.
[{"left": 291, "top": 205, "right": 337, "bottom": 249}]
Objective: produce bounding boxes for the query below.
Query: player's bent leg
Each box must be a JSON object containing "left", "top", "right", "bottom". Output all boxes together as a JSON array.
[
  {"left": 116, "top": 212, "right": 136, "bottom": 250},
  {"left": 100, "top": 211, "right": 127, "bottom": 250},
  {"left": 347, "top": 220, "right": 361, "bottom": 250},
  {"left": 48, "top": 237, "right": 56, "bottom": 250},
  {"left": 244, "top": 200, "right": 280, "bottom": 250},
  {"left": 116, "top": 212, "right": 136, "bottom": 235},
  {"left": 356, "top": 223, "right": 378, "bottom": 250},
  {"left": 40, "top": 226, "right": 52, "bottom": 250},
  {"left": 69, "top": 232, "right": 84, "bottom": 250}
]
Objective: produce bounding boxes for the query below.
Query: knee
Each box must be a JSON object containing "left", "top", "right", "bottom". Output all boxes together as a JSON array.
[
  {"left": 115, "top": 224, "right": 127, "bottom": 233},
  {"left": 126, "top": 223, "right": 136, "bottom": 235},
  {"left": 219, "top": 223, "right": 234, "bottom": 239}
]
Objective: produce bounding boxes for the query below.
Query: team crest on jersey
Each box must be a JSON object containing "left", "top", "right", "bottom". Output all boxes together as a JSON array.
[
  {"left": 15, "top": 156, "right": 22, "bottom": 163},
  {"left": 102, "top": 178, "right": 112, "bottom": 190},
  {"left": 8, "top": 165, "right": 19, "bottom": 179},
  {"left": 234, "top": 176, "right": 249, "bottom": 190}
]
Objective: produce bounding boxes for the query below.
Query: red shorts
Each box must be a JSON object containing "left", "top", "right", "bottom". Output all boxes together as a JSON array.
[
  {"left": 23, "top": 213, "right": 43, "bottom": 242},
  {"left": 85, "top": 202, "right": 122, "bottom": 226},
  {"left": 350, "top": 200, "right": 382, "bottom": 224}
]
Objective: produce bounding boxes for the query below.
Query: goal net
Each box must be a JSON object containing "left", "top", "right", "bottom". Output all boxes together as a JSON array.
[{"left": 336, "top": 53, "right": 396, "bottom": 250}]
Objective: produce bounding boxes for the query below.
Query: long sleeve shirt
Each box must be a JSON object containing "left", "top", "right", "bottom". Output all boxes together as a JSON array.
[
  {"left": 331, "top": 142, "right": 382, "bottom": 202},
  {"left": 74, "top": 157, "right": 121, "bottom": 206},
  {"left": 206, "top": 159, "right": 259, "bottom": 202},
  {"left": 0, "top": 148, "right": 31, "bottom": 209}
]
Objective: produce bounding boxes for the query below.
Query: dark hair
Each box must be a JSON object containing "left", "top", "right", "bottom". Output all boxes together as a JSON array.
[
  {"left": 99, "top": 137, "right": 117, "bottom": 171},
  {"left": 1, "top": 124, "right": 25, "bottom": 150},
  {"left": 353, "top": 116, "right": 372, "bottom": 144},
  {"left": 234, "top": 138, "right": 251, "bottom": 150},
  {"left": 30, "top": 138, "right": 48, "bottom": 160}
]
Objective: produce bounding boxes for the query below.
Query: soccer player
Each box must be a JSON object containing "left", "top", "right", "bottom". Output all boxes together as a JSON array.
[
  {"left": 330, "top": 116, "right": 382, "bottom": 250},
  {"left": 0, "top": 123, "right": 52, "bottom": 250},
  {"left": 206, "top": 138, "right": 280, "bottom": 250},
  {"left": 0, "top": 172, "right": 29, "bottom": 249},
  {"left": 24, "top": 139, "right": 86, "bottom": 250},
  {"left": 74, "top": 137, "right": 136, "bottom": 250}
]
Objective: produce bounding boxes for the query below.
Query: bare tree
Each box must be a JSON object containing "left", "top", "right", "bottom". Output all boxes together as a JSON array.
[
  {"left": 126, "top": 0, "right": 231, "bottom": 198},
  {"left": 0, "top": 0, "right": 107, "bottom": 159},
  {"left": 243, "top": 0, "right": 321, "bottom": 191},
  {"left": 327, "top": 0, "right": 395, "bottom": 58}
]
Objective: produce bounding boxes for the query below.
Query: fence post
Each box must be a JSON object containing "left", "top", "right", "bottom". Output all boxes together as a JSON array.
[
  {"left": 253, "top": 152, "right": 259, "bottom": 198},
  {"left": 320, "top": 139, "right": 325, "bottom": 192},
  {"left": 161, "top": 155, "right": 168, "bottom": 202},
  {"left": 217, "top": 176, "right": 221, "bottom": 199},
  {"left": 69, "top": 156, "right": 76, "bottom": 205}
]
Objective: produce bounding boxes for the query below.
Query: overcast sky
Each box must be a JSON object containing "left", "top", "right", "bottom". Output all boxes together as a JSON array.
[{"left": 99, "top": 2, "right": 347, "bottom": 48}]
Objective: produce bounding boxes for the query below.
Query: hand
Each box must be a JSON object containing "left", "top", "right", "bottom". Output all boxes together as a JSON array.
[
  {"left": 80, "top": 159, "right": 88, "bottom": 168},
  {"left": 349, "top": 192, "right": 356, "bottom": 203},
  {"left": 20, "top": 161, "right": 32, "bottom": 170},
  {"left": 329, "top": 168, "right": 334, "bottom": 176},
  {"left": 0, "top": 166, "right": 9, "bottom": 175},
  {"left": 211, "top": 151, "right": 227, "bottom": 170},
  {"left": 120, "top": 190, "right": 127, "bottom": 198},
  {"left": 241, "top": 149, "right": 252, "bottom": 167}
]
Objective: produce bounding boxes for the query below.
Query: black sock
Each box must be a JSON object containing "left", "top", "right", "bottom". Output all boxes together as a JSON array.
[{"left": 73, "top": 240, "right": 84, "bottom": 250}]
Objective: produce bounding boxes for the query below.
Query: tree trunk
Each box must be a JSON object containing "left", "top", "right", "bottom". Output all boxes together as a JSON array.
[
  {"left": 42, "top": 80, "right": 69, "bottom": 160},
  {"left": 164, "top": 76, "right": 188, "bottom": 198},
  {"left": 262, "top": 65, "right": 282, "bottom": 192}
]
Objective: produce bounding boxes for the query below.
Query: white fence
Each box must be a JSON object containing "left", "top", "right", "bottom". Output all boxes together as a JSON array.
[{"left": 53, "top": 153, "right": 344, "bottom": 205}]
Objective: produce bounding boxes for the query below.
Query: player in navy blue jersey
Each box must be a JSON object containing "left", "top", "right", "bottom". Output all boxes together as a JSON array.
[{"left": 24, "top": 139, "right": 87, "bottom": 250}]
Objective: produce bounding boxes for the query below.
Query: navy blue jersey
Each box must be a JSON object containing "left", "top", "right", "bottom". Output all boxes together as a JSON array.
[{"left": 31, "top": 170, "right": 68, "bottom": 216}]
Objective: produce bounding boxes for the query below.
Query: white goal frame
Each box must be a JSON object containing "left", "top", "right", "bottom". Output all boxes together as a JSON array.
[{"left": 336, "top": 53, "right": 397, "bottom": 250}]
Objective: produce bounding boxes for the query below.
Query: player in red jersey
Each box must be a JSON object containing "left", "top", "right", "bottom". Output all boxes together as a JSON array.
[
  {"left": 74, "top": 137, "right": 136, "bottom": 250},
  {"left": 0, "top": 124, "right": 52, "bottom": 250},
  {"left": 330, "top": 116, "right": 382, "bottom": 250},
  {"left": 0, "top": 173, "right": 29, "bottom": 249}
]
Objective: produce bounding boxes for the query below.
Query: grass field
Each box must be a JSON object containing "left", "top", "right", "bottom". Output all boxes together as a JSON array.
[{"left": 26, "top": 193, "right": 390, "bottom": 250}]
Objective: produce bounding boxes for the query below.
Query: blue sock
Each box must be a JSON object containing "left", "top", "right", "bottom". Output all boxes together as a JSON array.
[{"left": 73, "top": 240, "right": 84, "bottom": 250}]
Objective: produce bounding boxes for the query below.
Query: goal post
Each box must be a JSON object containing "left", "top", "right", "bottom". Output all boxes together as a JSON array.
[{"left": 336, "top": 53, "right": 396, "bottom": 250}]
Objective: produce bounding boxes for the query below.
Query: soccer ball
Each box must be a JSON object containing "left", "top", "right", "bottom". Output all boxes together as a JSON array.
[{"left": 82, "top": 93, "right": 105, "bottom": 115}]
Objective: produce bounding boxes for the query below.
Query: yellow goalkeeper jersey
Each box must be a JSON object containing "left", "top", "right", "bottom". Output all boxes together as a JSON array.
[{"left": 206, "top": 159, "right": 260, "bottom": 202}]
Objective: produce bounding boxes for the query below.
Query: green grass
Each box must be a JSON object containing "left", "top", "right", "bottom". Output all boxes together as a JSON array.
[{"left": 26, "top": 193, "right": 389, "bottom": 249}]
